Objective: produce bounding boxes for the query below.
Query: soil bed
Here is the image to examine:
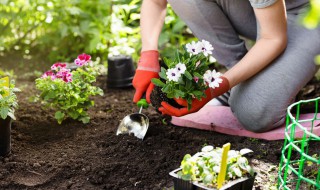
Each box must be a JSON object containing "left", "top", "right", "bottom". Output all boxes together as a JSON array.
[{"left": 0, "top": 54, "right": 318, "bottom": 190}]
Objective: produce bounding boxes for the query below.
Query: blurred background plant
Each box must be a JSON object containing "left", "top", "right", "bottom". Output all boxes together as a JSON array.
[
  {"left": 0, "top": 0, "right": 319, "bottom": 69},
  {"left": 0, "top": 0, "right": 195, "bottom": 67}
]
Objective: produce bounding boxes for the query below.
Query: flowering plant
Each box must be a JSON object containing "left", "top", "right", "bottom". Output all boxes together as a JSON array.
[
  {"left": 178, "top": 145, "right": 255, "bottom": 188},
  {"left": 35, "top": 54, "right": 103, "bottom": 124},
  {"left": 151, "top": 40, "right": 222, "bottom": 110},
  {"left": 0, "top": 77, "right": 20, "bottom": 120}
]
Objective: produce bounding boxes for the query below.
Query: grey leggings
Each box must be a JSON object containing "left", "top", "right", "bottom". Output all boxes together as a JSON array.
[{"left": 167, "top": 0, "right": 320, "bottom": 132}]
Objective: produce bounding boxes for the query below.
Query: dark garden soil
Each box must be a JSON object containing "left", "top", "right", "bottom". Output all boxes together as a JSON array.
[{"left": 0, "top": 53, "right": 319, "bottom": 190}]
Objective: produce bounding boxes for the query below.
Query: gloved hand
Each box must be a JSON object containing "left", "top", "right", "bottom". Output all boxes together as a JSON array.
[
  {"left": 132, "top": 50, "right": 160, "bottom": 103},
  {"left": 158, "top": 76, "right": 230, "bottom": 117}
]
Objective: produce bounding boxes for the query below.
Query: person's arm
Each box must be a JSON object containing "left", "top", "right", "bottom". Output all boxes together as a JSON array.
[
  {"left": 140, "top": 0, "right": 167, "bottom": 51},
  {"left": 224, "top": 0, "right": 287, "bottom": 87},
  {"left": 132, "top": 0, "right": 167, "bottom": 103}
]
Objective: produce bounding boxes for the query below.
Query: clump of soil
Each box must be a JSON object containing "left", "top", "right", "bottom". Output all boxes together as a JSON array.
[{"left": 150, "top": 85, "right": 183, "bottom": 113}]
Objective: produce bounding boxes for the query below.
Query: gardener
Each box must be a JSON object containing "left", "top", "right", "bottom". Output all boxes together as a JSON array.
[{"left": 132, "top": 0, "right": 320, "bottom": 132}]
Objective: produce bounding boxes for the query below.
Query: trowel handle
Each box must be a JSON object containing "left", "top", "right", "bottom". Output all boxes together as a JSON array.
[{"left": 137, "top": 94, "right": 149, "bottom": 109}]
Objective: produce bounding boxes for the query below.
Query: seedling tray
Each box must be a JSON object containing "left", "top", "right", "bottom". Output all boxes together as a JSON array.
[{"left": 169, "top": 168, "right": 256, "bottom": 190}]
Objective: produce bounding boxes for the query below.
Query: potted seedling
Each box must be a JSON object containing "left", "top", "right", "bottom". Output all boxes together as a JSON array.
[
  {"left": 0, "top": 76, "right": 20, "bottom": 157},
  {"left": 151, "top": 40, "right": 221, "bottom": 111},
  {"left": 170, "top": 143, "right": 256, "bottom": 190},
  {"left": 35, "top": 54, "right": 104, "bottom": 124}
]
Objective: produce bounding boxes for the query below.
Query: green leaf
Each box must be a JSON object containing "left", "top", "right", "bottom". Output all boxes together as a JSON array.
[
  {"left": 45, "top": 90, "right": 56, "bottom": 100},
  {"left": 80, "top": 116, "right": 90, "bottom": 124},
  {"left": 151, "top": 78, "right": 165, "bottom": 87},
  {"left": 68, "top": 111, "right": 79, "bottom": 119},
  {"left": 194, "top": 72, "right": 203, "bottom": 78},
  {"left": 162, "top": 85, "right": 170, "bottom": 93},
  {"left": 185, "top": 79, "right": 192, "bottom": 90},
  {"left": 0, "top": 107, "right": 9, "bottom": 119},
  {"left": 159, "top": 67, "right": 167, "bottom": 80},
  {"left": 181, "top": 174, "right": 192, "bottom": 181},
  {"left": 184, "top": 71, "right": 192, "bottom": 80},
  {"left": 55, "top": 111, "right": 65, "bottom": 124},
  {"left": 192, "top": 90, "right": 204, "bottom": 97},
  {"left": 174, "top": 89, "right": 185, "bottom": 98},
  {"left": 172, "top": 20, "right": 186, "bottom": 33}
]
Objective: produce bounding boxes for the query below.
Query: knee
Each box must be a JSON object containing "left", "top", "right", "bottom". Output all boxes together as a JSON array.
[{"left": 230, "top": 103, "right": 285, "bottom": 133}]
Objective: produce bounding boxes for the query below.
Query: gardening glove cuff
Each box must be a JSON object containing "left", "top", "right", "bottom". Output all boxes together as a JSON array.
[{"left": 137, "top": 50, "right": 160, "bottom": 72}]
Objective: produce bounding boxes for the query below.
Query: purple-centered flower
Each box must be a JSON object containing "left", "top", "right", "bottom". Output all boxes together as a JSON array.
[
  {"left": 166, "top": 68, "right": 181, "bottom": 82},
  {"left": 203, "top": 69, "right": 222, "bottom": 89},
  {"left": 74, "top": 53, "right": 91, "bottom": 66},
  {"left": 175, "top": 62, "right": 186, "bottom": 75},
  {"left": 186, "top": 41, "right": 201, "bottom": 55},
  {"left": 198, "top": 40, "right": 214, "bottom": 56}
]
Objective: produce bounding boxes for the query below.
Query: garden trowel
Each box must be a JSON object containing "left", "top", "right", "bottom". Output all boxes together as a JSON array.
[{"left": 116, "top": 97, "right": 149, "bottom": 140}]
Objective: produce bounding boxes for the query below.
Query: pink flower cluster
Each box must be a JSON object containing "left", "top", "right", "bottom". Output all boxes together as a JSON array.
[
  {"left": 41, "top": 54, "right": 91, "bottom": 83},
  {"left": 74, "top": 53, "right": 91, "bottom": 66},
  {"left": 42, "top": 63, "right": 72, "bottom": 83}
]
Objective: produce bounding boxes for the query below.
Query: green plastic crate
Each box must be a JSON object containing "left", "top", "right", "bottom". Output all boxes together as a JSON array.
[{"left": 278, "top": 98, "right": 320, "bottom": 190}]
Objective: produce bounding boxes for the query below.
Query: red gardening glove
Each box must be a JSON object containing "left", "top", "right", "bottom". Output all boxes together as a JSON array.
[
  {"left": 132, "top": 50, "right": 160, "bottom": 103},
  {"left": 159, "top": 76, "right": 230, "bottom": 117}
]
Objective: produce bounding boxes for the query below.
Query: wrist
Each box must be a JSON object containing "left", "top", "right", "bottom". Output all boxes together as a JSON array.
[{"left": 138, "top": 50, "right": 160, "bottom": 72}]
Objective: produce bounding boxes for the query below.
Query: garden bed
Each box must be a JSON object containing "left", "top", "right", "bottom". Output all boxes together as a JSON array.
[{"left": 0, "top": 55, "right": 318, "bottom": 189}]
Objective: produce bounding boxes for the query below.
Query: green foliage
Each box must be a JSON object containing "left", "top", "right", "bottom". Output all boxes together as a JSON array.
[
  {"left": 108, "top": 0, "right": 142, "bottom": 61},
  {"left": 0, "top": 78, "right": 20, "bottom": 120},
  {"left": 303, "top": 0, "right": 320, "bottom": 29},
  {"left": 35, "top": 63, "right": 103, "bottom": 124},
  {"left": 0, "top": 0, "right": 113, "bottom": 62},
  {"left": 0, "top": 0, "right": 196, "bottom": 64},
  {"left": 0, "top": 68, "right": 16, "bottom": 79},
  {"left": 178, "top": 146, "right": 254, "bottom": 188}
]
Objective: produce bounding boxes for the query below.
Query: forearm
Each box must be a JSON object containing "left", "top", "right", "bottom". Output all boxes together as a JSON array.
[
  {"left": 140, "top": 0, "right": 167, "bottom": 51},
  {"left": 224, "top": 37, "right": 287, "bottom": 87},
  {"left": 223, "top": 0, "right": 287, "bottom": 88}
]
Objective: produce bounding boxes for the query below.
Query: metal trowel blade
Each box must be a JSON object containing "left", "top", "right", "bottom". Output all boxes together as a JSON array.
[{"left": 116, "top": 113, "right": 149, "bottom": 140}]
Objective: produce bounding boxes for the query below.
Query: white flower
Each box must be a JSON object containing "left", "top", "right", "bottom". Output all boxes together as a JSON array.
[
  {"left": 228, "top": 150, "right": 239, "bottom": 159},
  {"left": 201, "top": 145, "right": 214, "bottom": 152},
  {"left": 203, "top": 70, "right": 222, "bottom": 89},
  {"left": 199, "top": 40, "right": 214, "bottom": 56},
  {"left": 166, "top": 68, "right": 181, "bottom": 82},
  {"left": 175, "top": 63, "right": 186, "bottom": 75},
  {"left": 186, "top": 41, "right": 201, "bottom": 55},
  {"left": 213, "top": 165, "right": 220, "bottom": 173}
]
